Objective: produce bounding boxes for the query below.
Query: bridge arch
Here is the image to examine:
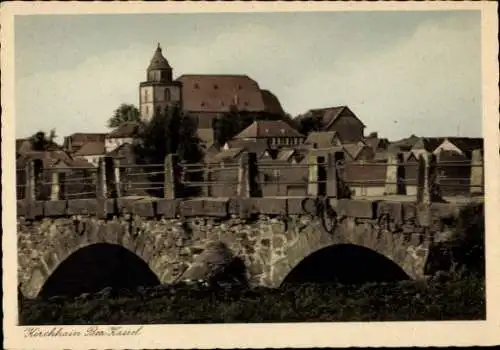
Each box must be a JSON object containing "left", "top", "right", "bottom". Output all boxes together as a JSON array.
[
  {"left": 38, "top": 243, "right": 160, "bottom": 298},
  {"left": 281, "top": 243, "right": 410, "bottom": 286},
  {"left": 270, "top": 217, "right": 430, "bottom": 287},
  {"left": 22, "top": 221, "right": 176, "bottom": 299}
]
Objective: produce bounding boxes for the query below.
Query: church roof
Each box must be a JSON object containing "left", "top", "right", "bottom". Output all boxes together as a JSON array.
[
  {"left": 148, "top": 44, "right": 171, "bottom": 71},
  {"left": 176, "top": 74, "right": 267, "bottom": 113}
]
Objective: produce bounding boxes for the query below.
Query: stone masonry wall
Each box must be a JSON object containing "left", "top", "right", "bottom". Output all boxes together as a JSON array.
[{"left": 17, "top": 197, "right": 468, "bottom": 298}]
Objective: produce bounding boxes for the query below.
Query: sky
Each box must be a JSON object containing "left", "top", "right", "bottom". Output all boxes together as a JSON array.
[{"left": 14, "top": 10, "right": 482, "bottom": 142}]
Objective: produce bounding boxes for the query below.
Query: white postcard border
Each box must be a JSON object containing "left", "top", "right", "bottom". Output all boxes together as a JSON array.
[{"left": 2, "top": 1, "right": 499, "bottom": 349}]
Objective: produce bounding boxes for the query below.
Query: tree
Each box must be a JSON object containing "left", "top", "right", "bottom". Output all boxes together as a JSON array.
[
  {"left": 297, "top": 113, "right": 323, "bottom": 135},
  {"left": 107, "top": 103, "right": 141, "bottom": 129},
  {"left": 212, "top": 105, "right": 255, "bottom": 146},
  {"left": 29, "top": 129, "right": 58, "bottom": 151},
  {"left": 136, "top": 104, "right": 202, "bottom": 163}
]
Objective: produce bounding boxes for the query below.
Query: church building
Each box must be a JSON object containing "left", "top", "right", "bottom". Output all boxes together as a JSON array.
[{"left": 139, "top": 44, "right": 285, "bottom": 144}]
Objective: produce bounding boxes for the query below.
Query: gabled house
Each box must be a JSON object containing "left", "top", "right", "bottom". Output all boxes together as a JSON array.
[
  {"left": 298, "top": 106, "right": 366, "bottom": 143},
  {"left": 231, "top": 120, "right": 305, "bottom": 148},
  {"left": 433, "top": 137, "right": 483, "bottom": 158},
  {"left": 342, "top": 141, "right": 375, "bottom": 161},
  {"left": 304, "top": 131, "right": 342, "bottom": 148},
  {"left": 410, "top": 137, "right": 445, "bottom": 158},
  {"left": 64, "top": 133, "right": 107, "bottom": 154},
  {"left": 363, "top": 132, "right": 390, "bottom": 152},
  {"left": 73, "top": 141, "right": 106, "bottom": 167},
  {"left": 105, "top": 122, "right": 143, "bottom": 154}
]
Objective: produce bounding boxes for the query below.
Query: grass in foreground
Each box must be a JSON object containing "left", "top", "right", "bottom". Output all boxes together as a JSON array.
[{"left": 20, "top": 274, "right": 485, "bottom": 325}]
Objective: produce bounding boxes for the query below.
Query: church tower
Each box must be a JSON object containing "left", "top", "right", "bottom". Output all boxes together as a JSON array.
[{"left": 139, "top": 44, "right": 182, "bottom": 121}]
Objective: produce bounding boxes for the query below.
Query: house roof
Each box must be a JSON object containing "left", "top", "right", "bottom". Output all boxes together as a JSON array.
[
  {"left": 300, "top": 106, "right": 366, "bottom": 130},
  {"left": 445, "top": 137, "right": 483, "bottom": 152},
  {"left": 364, "top": 136, "right": 389, "bottom": 151},
  {"left": 16, "top": 150, "right": 80, "bottom": 169},
  {"left": 412, "top": 137, "right": 446, "bottom": 152},
  {"left": 64, "top": 133, "right": 107, "bottom": 148},
  {"left": 73, "top": 141, "right": 105, "bottom": 156},
  {"left": 343, "top": 142, "right": 370, "bottom": 160},
  {"left": 176, "top": 74, "right": 268, "bottom": 113},
  {"left": 210, "top": 148, "right": 246, "bottom": 163},
  {"left": 107, "top": 122, "right": 143, "bottom": 138},
  {"left": 233, "top": 120, "right": 304, "bottom": 140},
  {"left": 225, "top": 138, "right": 270, "bottom": 155},
  {"left": 148, "top": 44, "right": 171, "bottom": 71},
  {"left": 305, "top": 131, "right": 340, "bottom": 148},
  {"left": 276, "top": 148, "right": 297, "bottom": 162},
  {"left": 388, "top": 135, "right": 421, "bottom": 152}
]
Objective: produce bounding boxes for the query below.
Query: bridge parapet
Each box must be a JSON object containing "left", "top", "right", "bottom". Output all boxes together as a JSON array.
[{"left": 16, "top": 196, "right": 466, "bottom": 225}]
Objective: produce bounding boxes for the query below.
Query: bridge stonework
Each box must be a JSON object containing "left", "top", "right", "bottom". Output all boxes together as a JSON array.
[{"left": 17, "top": 197, "right": 463, "bottom": 299}]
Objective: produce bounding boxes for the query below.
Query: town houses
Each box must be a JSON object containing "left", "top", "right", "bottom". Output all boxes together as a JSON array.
[{"left": 16, "top": 45, "right": 484, "bottom": 198}]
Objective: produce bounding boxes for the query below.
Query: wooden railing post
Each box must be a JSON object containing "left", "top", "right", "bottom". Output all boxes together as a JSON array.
[
  {"left": 470, "top": 149, "right": 484, "bottom": 195},
  {"left": 164, "top": 154, "right": 179, "bottom": 199},
  {"left": 307, "top": 155, "right": 320, "bottom": 196}
]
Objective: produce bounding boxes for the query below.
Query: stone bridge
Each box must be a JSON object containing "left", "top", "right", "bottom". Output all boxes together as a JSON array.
[{"left": 17, "top": 196, "right": 478, "bottom": 299}]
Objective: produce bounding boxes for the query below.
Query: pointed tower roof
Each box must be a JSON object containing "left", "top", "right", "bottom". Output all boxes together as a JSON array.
[{"left": 148, "top": 43, "right": 171, "bottom": 70}]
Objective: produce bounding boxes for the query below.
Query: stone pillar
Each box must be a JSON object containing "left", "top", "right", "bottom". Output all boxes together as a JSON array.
[
  {"left": 384, "top": 153, "right": 399, "bottom": 195},
  {"left": 96, "top": 157, "right": 108, "bottom": 200},
  {"left": 470, "top": 149, "right": 484, "bottom": 195},
  {"left": 307, "top": 155, "right": 320, "bottom": 196},
  {"left": 50, "top": 171, "right": 61, "bottom": 201},
  {"left": 417, "top": 152, "right": 442, "bottom": 205},
  {"left": 237, "top": 152, "right": 250, "bottom": 197},
  {"left": 164, "top": 154, "right": 179, "bottom": 199},
  {"left": 24, "top": 160, "right": 36, "bottom": 202},
  {"left": 326, "top": 153, "right": 338, "bottom": 198},
  {"left": 113, "top": 158, "right": 122, "bottom": 198}
]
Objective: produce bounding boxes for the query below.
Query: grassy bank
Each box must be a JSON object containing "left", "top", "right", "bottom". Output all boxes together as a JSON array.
[{"left": 20, "top": 274, "right": 485, "bottom": 325}]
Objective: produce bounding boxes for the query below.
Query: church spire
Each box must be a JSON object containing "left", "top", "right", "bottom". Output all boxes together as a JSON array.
[{"left": 148, "top": 43, "right": 171, "bottom": 71}]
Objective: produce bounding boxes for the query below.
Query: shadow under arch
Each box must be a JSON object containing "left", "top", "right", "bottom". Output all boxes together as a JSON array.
[
  {"left": 39, "top": 243, "right": 160, "bottom": 298},
  {"left": 281, "top": 244, "right": 410, "bottom": 287}
]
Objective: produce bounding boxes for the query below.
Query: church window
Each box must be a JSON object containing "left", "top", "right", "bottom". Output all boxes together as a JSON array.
[
  {"left": 145, "top": 90, "right": 149, "bottom": 102},
  {"left": 146, "top": 106, "right": 149, "bottom": 116},
  {"left": 164, "top": 88, "right": 171, "bottom": 102}
]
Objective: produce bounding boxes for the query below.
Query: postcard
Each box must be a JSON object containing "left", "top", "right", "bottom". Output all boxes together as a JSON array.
[{"left": 2, "top": 1, "right": 499, "bottom": 349}]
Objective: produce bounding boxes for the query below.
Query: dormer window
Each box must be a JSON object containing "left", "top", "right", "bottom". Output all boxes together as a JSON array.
[{"left": 244, "top": 102, "right": 249, "bottom": 107}]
